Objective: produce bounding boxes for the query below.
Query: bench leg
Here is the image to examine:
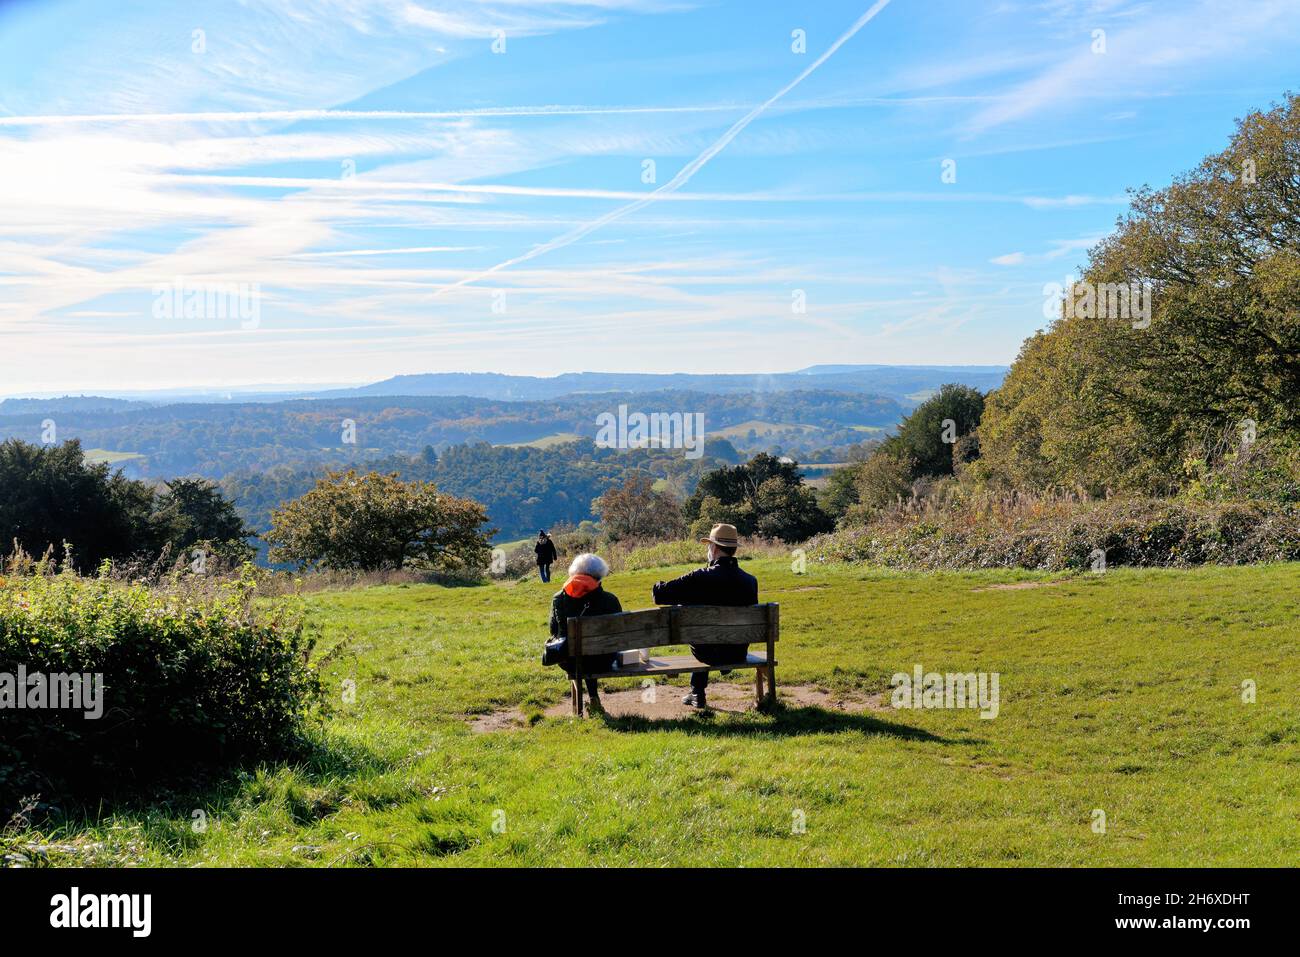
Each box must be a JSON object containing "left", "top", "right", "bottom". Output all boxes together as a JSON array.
[
  {"left": 754, "top": 667, "right": 765, "bottom": 707},
  {"left": 571, "top": 678, "right": 583, "bottom": 718},
  {"left": 765, "top": 665, "right": 777, "bottom": 708}
]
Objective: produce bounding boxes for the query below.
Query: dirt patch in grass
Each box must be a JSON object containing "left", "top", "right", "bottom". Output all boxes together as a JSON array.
[
  {"left": 973, "top": 580, "right": 1069, "bottom": 592},
  {"left": 468, "top": 682, "right": 886, "bottom": 732},
  {"left": 468, "top": 709, "right": 540, "bottom": 733}
]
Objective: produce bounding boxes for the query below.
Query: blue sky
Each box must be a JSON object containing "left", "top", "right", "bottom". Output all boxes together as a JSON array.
[{"left": 1, "top": 0, "right": 1298, "bottom": 394}]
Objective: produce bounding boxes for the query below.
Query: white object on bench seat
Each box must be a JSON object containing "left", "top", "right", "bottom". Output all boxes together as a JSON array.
[{"left": 566, "top": 603, "right": 779, "bottom": 717}]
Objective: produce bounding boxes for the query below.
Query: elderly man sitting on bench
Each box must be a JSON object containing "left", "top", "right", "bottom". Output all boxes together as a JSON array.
[{"left": 651, "top": 523, "right": 758, "bottom": 709}]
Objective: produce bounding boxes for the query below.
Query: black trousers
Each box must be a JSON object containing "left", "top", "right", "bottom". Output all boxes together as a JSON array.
[{"left": 689, "top": 643, "right": 749, "bottom": 692}]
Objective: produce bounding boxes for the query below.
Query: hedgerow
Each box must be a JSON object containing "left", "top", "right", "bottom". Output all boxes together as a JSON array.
[
  {"left": 805, "top": 497, "right": 1300, "bottom": 571},
  {"left": 0, "top": 565, "right": 321, "bottom": 815}
]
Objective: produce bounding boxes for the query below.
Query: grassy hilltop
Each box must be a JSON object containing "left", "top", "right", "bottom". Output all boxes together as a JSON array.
[{"left": 12, "top": 559, "right": 1299, "bottom": 867}]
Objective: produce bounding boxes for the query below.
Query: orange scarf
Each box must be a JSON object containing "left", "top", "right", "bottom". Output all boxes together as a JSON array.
[{"left": 563, "top": 574, "right": 600, "bottom": 599}]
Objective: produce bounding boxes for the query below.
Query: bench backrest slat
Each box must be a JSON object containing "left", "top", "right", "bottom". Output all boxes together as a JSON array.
[{"left": 570, "top": 604, "right": 779, "bottom": 656}]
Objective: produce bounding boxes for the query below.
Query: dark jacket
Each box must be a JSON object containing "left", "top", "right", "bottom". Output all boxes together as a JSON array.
[
  {"left": 548, "top": 583, "right": 622, "bottom": 675},
  {"left": 535, "top": 538, "right": 558, "bottom": 566},
  {"left": 653, "top": 556, "right": 758, "bottom": 666},
  {"left": 652, "top": 556, "right": 758, "bottom": 607}
]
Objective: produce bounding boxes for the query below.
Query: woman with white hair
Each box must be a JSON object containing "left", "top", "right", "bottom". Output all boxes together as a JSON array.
[{"left": 545, "top": 552, "right": 622, "bottom": 712}]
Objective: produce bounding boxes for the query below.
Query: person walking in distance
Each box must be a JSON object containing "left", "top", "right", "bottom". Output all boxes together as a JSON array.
[{"left": 535, "top": 530, "right": 558, "bottom": 583}]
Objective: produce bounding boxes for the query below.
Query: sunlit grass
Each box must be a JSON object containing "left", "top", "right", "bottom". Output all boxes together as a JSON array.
[{"left": 9, "top": 560, "right": 1298, "bottom": 867}]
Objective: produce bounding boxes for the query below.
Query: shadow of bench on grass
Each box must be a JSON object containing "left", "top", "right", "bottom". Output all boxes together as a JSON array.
[{"left": 596, "top": 704, "right": 979, "bottom": 745}]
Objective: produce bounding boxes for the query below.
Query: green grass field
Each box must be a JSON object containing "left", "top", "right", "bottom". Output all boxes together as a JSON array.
[
  {"left": 18, "top": 560, "right": 1300, "bottom": 867},
  {"left": 81, "top": 449, "right": 145, "bottom": 465},
  {"left": 712, "top": 419, "right": 822, "bottom": 440},
  {"left": 498, "top": 432, "right": 584, "bottom": 449}
]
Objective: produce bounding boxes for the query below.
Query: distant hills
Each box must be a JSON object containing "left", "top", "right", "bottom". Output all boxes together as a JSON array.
[
  {"left": 0, "top": 364, "right": 1009, "bottom": 544},
  {"left": 0, "top": 364, "right": 1007, "bottom": 411},
  {"left": 0, "top": 388, "right": 911, "bottom": 479},
  {"left": 0, "top": 363, "right": 1008, "bottom": 489},
  {"left": 0, "top": 396, "right": 148, "bottom": 416},
  {"left": 311, "top": 364, "right": 1007, "bottom": 404}
]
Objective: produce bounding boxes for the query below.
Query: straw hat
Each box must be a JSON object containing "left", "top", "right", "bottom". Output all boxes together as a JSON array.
[{"left": 699, "top": 523, "right": 740, "bottom": 548}]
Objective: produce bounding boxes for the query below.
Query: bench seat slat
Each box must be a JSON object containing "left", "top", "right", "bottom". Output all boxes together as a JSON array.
[{"left": 582, "top": 652, "right": 774, "bottom": 679}]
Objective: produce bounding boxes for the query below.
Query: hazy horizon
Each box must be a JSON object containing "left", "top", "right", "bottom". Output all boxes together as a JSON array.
[{"left": 0, "top": 361, "right": 1010, "bottom": 401}]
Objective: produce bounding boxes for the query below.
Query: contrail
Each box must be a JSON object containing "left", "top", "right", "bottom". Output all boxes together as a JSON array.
[
  {"left": 436, "top": 0, "right": 893, "bottom": 295},
  {"left": 0, "top": 104, "right": 745, "bottom": 127},
  {"left": 0, "top": 91, "right": 979, "bottom": 129}
]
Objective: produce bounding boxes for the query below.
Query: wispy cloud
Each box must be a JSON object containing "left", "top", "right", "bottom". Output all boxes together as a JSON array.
[
  {"left": 433, "top": 0, "right": 895, "bottom": 293},
  {"left": 962, "top": 0, "right": 1300, "bottom": 135},
  {"left": 2, "top": 0, "right": 1296, "bottom": 390}
]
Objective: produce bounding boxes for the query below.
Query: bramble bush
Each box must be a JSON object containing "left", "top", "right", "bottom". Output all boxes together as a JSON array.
[
  {"left": 806, "top": 495, "right": 1300, "bottom": 571},
  {"left": 618, "top": 536, "right": 788, "bottom": 571},
  {"left": 489, "top": 541, "right": 541, "bottom": 580},
  {"left": 619, "top": 538, "right": 708, "bottom": 571},
  {"left": 0, "top": 565, "right": 321, "bottom": 815}
]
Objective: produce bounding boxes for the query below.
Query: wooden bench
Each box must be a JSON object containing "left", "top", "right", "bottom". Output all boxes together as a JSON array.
[{"left": 565, "top": 603, "right": 779, "bottom": 717}]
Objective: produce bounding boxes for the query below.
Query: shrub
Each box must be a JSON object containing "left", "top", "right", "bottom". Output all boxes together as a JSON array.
[
  {"left": 552, "top": 526, "right": 600, "bottom": 563},
  {"left": 0, "top": 567, "right": 321, "bottom": 814},
  {"left": 1181, "top": 433, "right": 1300, "bottom": 505},
  {"left": 847, "top": 452, "right": 915, "bottom": 516},
  {"left": 488, "top": 541, "right": 540, "bottom": 580},
  {"left": 805, "top": 495, "right": 1300, "bottom": 571},
  {"left": 620, "top": 539, "right": 710, "bottom": 571}
]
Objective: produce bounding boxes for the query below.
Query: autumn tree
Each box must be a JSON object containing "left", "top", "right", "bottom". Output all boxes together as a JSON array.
[
  {"left": 979, "top": 93, "right": 1300, "bottom": 493},
  {"left": 592, "top": 473, "right": 685, "bottom": 542},
  {"left": 265, "top": 470, "right": 492, "bottom": 571}
]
